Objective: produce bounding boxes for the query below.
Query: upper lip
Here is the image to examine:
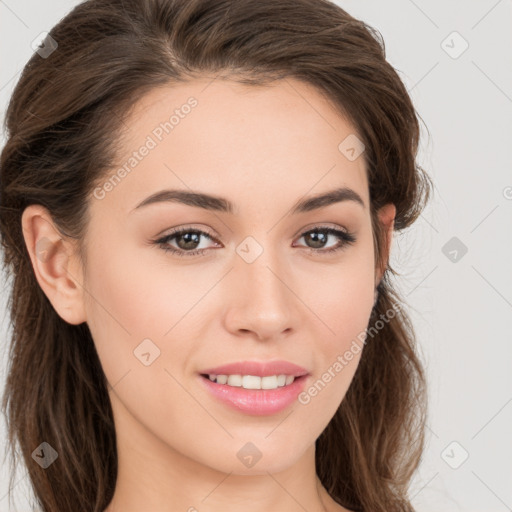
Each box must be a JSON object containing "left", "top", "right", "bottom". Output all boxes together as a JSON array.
[{"left": 200, "top": 360, "right": 309, "bottom": 378}]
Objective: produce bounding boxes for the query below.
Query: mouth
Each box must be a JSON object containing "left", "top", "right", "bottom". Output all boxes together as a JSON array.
[
  {"left": 200, "top": 373, "right": 302, "bottom": 390},
  {"left": 198, "top": 370, "right": 309, "bottom": 416}
]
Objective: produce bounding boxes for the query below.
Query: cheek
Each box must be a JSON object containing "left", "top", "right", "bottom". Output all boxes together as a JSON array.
[
  {"left": 81, "top": 240, "right": 166, "bottom": 380},
  {"left": 304, "top": 248, "right": 375, "bottom": 349},
  {"left": 321, "top": 271, "right": 374, "bottom": 349},
  {"left": 296, "top": 292, "right": 370, "bottom": 438},
  {"left": 295, "top": 254, "right": 374, "bottom": 424},
  {"left": 82, "top": 237, "right": 217, "bottom": 388},
  {"left": 84, "top": 241, "right": 199, "bottom": 336}
]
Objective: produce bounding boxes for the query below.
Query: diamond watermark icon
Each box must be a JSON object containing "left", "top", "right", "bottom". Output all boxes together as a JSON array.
[
  {"left": 31, "top": 32, "right": 58, "bottom": 59},
  {"left": 442, "top": 236, "right": 468, "bottom": 263},
  {"left": 134, "top": 338, "right": 161, "bottom": 366},
  {"left": 237, "top": 442, "right": 263, "bottom": 468},
  {"left": 441, "top": 31, "right": 469, "bottom": 59},
  {"left": 236, "top": 236, "right": 264, "bottom": 264},
  {"left": 338, "top": 134, "right": 365, "bottom": 161},
  {"left": 35, "top": 237, "right": 53, "bottom": 262},
  {"left": 32, "top": 442, "right": 58, "bottom": 469},
  {"left": 441, "top": 441, "right": 469, "bottom": 469}
]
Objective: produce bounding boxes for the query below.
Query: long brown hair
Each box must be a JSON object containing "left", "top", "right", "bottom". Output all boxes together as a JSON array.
[{"left": 0, "top": 0, "right": 433, "bottom": 510}]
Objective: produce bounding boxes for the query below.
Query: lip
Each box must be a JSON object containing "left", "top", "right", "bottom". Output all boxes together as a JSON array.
[
  {"left": 198, "top": 373, "right": 309, "bottom": 416},
  {"left": 198, "top": 360, "right": 310, "bottom": 416},
  {"left": 199, "top": 360, "right": 309, "bottom": 378}
]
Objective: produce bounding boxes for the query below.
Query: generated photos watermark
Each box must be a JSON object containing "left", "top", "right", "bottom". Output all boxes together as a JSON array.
[
  {"left": 298, "top": 301, "right": 403, "bottom": 405},
  {"left": 93, "top": 97, "right": 198, "bottom": 200}
]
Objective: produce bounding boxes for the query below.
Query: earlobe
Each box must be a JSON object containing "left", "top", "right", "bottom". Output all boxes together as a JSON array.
[
  {"left": 21, "top": 205, "right": 87, "bottom": 325},
  {"left": 375, "top": 203, "right": 396, "bottom": 287}
]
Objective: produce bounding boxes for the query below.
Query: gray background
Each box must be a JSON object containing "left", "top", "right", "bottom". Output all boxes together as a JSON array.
[{"left": 1, "top": 1, "right": 511, "bottom": 511}]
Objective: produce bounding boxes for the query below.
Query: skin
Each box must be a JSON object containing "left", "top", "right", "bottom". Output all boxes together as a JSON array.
[{"left": 22, "top": 76, "right": 395, "bottom": 512}]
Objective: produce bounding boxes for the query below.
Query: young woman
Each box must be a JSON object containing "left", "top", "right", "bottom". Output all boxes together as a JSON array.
[{"left": 0, "top": 0, "right": 432, "bottom": 511}]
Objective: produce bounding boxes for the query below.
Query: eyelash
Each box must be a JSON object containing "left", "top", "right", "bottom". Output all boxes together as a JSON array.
[{"left": 153, "top": 226, "right": 356, "bottom": 258}]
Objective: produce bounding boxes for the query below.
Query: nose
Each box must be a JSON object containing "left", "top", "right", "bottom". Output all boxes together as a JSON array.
[{"left": 222, "top": 245, "right": 301, "bottom": 342}]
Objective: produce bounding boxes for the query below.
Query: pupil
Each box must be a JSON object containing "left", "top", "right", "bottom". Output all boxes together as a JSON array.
[
  {"left": 307, "top": 231, "right": 326, "bottom": 248},
  {"left": 179, "top": 232, "right": 199, "bottom": 249}
]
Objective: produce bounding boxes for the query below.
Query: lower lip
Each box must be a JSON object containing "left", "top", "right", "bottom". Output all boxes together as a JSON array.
[{"left": 199, "top": 374, "right": 308, "bottom": 416}]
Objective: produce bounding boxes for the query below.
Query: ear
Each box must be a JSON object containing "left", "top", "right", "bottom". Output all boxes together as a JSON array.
[
  {"left": 21, "top": 204, "right": 87, "bottom": 325},
  {"left": 374, "top": 203, "right": 396, "bottom": 287}
]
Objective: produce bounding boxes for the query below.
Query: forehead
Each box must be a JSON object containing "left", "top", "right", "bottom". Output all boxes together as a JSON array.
[{"left": 97, "top": 76, "right": 369, "bottom": 215}]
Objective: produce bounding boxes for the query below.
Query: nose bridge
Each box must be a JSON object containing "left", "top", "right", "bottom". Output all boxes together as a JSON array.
[
  {"left": 225, "top": 233, "right": 298, "bottom": 339},
  {"left": 238, "top": 233, "right": 290, "bottom": 304}
]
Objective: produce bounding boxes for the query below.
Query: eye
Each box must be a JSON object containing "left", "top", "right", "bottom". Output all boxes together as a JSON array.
[
  {"left": 154, "top": 227, "right": 220, "bottom": 257},
  {"left": 294, "top": 226, "right": 356, "bottom": 254},
  {"left": 153, "top": 225, "right": 356, "bottom": 257}
]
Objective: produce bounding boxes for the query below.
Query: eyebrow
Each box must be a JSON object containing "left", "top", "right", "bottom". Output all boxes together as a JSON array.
[{"left": 131, "top": 186, "right": 365, "bottom": 214}]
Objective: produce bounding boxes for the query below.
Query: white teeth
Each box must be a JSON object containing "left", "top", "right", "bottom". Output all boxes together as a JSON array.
[
  {"left": 216, "top": 374, "right": 228, "bottom": 385},
  {"left": 261, "top": 375, "right": 278, "bottom": 389},
  {"left": 207, "top": 373, "right": 296, "bottom": 389},
  {"left": 243, "top": 375, "right": 262, "bottom": 389},
  {"left": 227, "top": 374, "right": 242, "bottom": 387}
]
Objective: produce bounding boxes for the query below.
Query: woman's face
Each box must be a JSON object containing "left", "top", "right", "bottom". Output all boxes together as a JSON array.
[{"left": 78, "top": 77, "right": 395, "bottom": 476}]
